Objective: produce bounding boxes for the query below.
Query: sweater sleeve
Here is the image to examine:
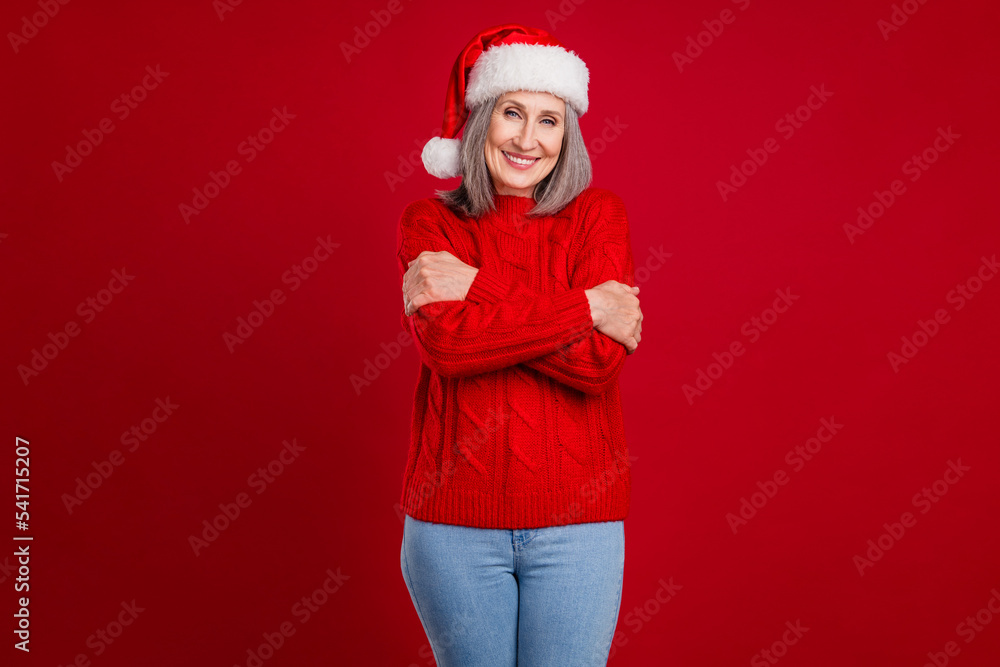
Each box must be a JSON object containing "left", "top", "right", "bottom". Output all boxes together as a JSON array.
[
  {"left": 463, "top": 190, "right": 638, "bottom": 395},
  {"left": 397, "top": 200, "right": 595, "bottom": 378}
]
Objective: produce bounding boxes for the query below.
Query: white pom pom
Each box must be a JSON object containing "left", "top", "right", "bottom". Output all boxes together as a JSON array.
[{"left": 421, "top": 136, "right": 462, "bottom": 179}]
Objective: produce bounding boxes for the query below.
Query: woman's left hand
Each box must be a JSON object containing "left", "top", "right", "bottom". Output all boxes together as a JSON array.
[{"left": 403, "top": 250, "right": 479, "bottom": 316}]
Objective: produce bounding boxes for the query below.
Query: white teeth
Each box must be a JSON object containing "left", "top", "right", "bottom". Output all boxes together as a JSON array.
[{"left": 503, "top": 151, "right": 537, "bottom": 166}]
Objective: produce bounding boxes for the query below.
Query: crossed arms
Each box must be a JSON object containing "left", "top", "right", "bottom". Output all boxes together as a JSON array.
[{"left": 396, "top": 193, "right": 642, "bottom": 395}]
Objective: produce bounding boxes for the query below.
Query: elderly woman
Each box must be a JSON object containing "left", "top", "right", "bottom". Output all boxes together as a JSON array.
[{"left": 397, "top": 24, "right": 643, "bottom": 666}]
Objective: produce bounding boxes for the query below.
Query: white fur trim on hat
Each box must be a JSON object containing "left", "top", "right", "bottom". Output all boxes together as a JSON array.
[
  {"left": 422, "top": 136, "right": 462, "bottom": 179},
  {"left": 466, "top": 42, "right": 589, "bottom": 115}
]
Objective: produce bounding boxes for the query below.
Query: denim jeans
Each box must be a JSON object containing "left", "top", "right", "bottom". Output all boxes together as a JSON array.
[{"left": 400, "top": 513, "right": 625, "bottom": 666}]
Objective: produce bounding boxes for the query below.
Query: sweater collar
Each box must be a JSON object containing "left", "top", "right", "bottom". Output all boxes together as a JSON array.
[{"left": 487, "top": 194, "right": 539, "bottom": 229}]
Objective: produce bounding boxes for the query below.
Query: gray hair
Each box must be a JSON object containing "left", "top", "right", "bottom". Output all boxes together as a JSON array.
[{"left": 434, "top": 93, "right": 592, "bottom": 218}]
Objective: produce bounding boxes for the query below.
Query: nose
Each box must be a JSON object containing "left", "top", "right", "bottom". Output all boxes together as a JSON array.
[{"left": 515, "top": 121, "right": 537, "bottom": 151}]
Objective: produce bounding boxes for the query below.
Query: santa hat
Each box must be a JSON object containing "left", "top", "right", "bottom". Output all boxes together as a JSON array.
[{"left": 421, "top": 23, "right": 590, "bottom": 179}]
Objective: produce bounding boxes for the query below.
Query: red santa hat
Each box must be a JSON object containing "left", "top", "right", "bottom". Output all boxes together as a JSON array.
[{"left": 421, "top": 23, "right": 590, "bottom": 179}]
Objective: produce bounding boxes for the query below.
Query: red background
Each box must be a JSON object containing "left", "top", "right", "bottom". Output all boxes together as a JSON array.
[{"left": 3, "top": 0, "right": 999, "bottom": 665}]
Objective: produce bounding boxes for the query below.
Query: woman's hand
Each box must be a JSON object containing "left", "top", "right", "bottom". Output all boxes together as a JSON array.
[
  {"left": 585, "top": 281, "right": 643, "bottom": 354},
  {"left": 403, "top": 250, "right": 479, "bottom": 317}
]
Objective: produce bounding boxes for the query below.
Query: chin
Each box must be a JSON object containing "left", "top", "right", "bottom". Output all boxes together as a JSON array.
[{"left": 499, "top": 181, "right": 537, "bottom": 194}]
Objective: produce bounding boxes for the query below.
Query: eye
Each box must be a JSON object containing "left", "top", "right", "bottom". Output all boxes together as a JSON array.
[{"left": 503, "top": 109, "right": 557, "bottom": 126}]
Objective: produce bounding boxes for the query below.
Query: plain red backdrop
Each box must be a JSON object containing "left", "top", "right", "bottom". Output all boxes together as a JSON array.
[{"left": 2, "top": 0, "right": 999, "bottom": 665}]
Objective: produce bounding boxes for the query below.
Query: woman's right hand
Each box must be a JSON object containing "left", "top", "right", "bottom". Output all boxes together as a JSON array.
[{"left": 585, "top": 281, "right": 643, "bottom": 354}]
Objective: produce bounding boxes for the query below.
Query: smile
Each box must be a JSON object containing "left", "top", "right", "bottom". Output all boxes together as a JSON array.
[{"left": 502, "top": 150, "right": 539, "bottom": 167}]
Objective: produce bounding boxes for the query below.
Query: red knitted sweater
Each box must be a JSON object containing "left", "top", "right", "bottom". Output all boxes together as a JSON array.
[{"left": 396, "top": 186, "right": 636, "bottom": 529}]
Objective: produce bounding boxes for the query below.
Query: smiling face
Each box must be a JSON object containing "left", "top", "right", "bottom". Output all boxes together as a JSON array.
[{"left": 484, "top": 90, "right": 566, "bottom": 197}]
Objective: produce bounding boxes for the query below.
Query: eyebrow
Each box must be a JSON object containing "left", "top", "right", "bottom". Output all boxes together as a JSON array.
[{"left": 500, "top": 99, "right": 563, "bottom": 119}]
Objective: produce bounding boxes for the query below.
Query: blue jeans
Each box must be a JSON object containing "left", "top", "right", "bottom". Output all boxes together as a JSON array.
[{"left": 400, "top": 514, "right": 625, "bottom": 666}]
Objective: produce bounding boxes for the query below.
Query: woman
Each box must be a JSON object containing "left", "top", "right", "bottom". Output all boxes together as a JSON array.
[{"left": 397, "top": 24, "right": 643, "bottom": 666}]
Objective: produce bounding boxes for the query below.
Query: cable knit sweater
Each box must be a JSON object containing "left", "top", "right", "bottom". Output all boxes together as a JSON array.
[{"left": 396, "top": 186, "right": 636, "bottom": 529}]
